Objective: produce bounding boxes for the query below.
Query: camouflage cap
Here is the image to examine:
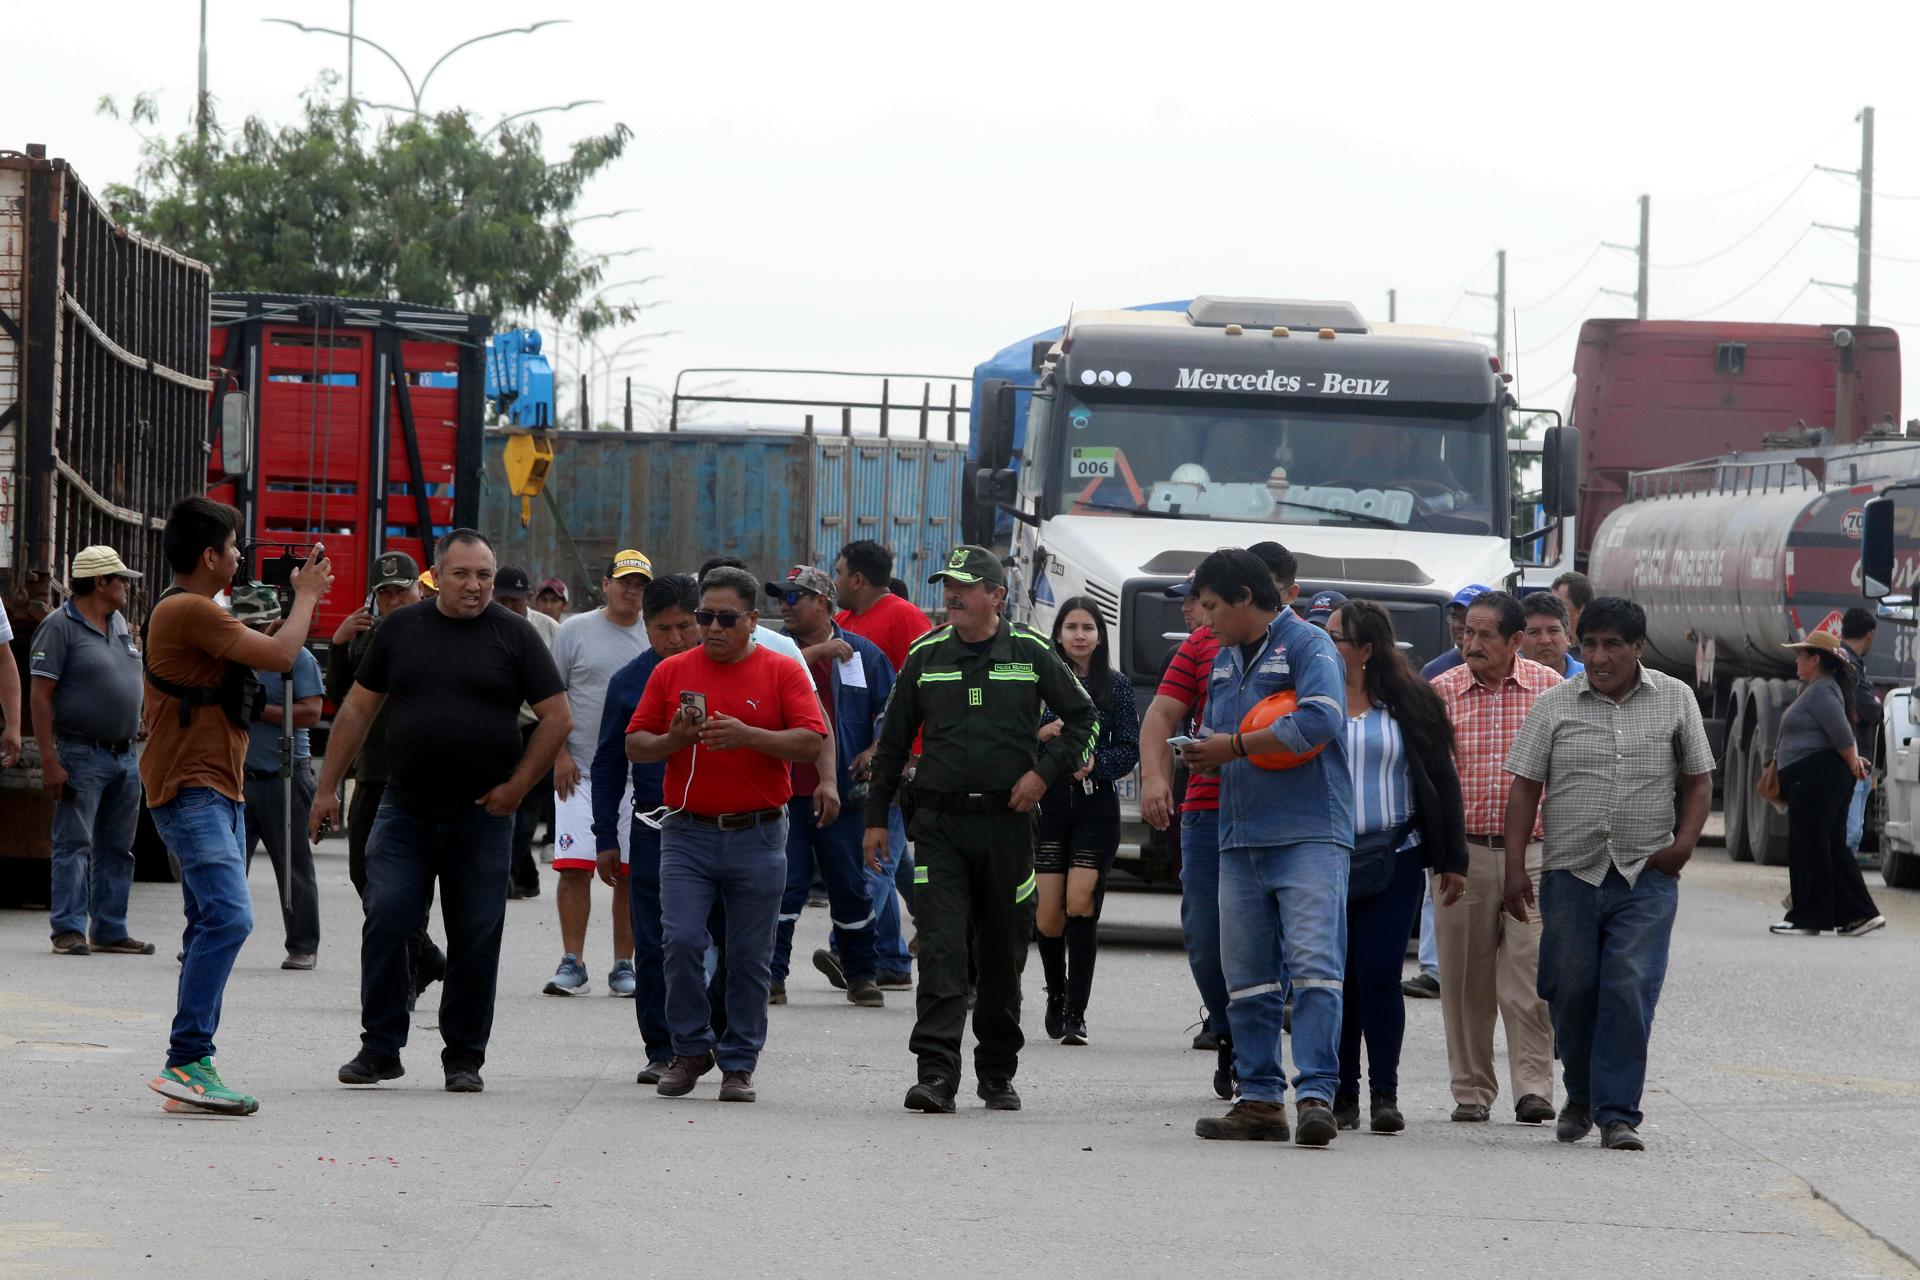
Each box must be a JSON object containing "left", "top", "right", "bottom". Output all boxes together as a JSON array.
[
  {"left": 766, "top": 565, "right": 834, "bottom": 602},
  {"left": 228, "top": 581, "right": 283, "bottom": 626},
  {"left": 371, "top": 549, "right": 419, "bottom": 591},
  {"left": 928, "top": 544, "right": 1005, "bottom": 589}
]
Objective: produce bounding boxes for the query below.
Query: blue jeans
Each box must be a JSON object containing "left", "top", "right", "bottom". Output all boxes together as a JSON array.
[
  {"left": 773, "top": 799, "right": 878, "bottom": 984},
  {"left": 1846, "top": 777, "right": 1871, "bottom": 853},
  {"left": 48, "top": 740, "right": 142, "bottom": 943},
  {"left": 1418, "top": 886, "right": 1439, "bottom": 975},
  {"left": 150, "top": 788, "right": 252, "bottom": 1068},
  {"left": 1218, "top": 839, "right": 1349, "bottom": 1104},
  {"left": 1178, "top": 809, "right": 1231, "bottom": 1037},
  {"left": 660, "top": 813, "right": 787, "bottom": 1072},
  {"left": 1339, "top": 847, "right": 1427, "bottom": 1098},
  {"left": 360, "top": 801, "right": 513, "bottom": 1069},
  {"left": 863, "top": 806, "right": 914, "bottom": 971},
  {"left": 1537, "top": 865, "right": 1678, "bottom": 1128},
  {"left": 626, "top": 817, "right": 672, "bottom": 1063}
]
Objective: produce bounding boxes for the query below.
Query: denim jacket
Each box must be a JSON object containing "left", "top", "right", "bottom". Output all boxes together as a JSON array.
[
  {"left": 820, "top": 623, "right": 895, "bottom": 795},
  {"left": 1204, "top": 607, "right": 1355, "bottom": 852}
]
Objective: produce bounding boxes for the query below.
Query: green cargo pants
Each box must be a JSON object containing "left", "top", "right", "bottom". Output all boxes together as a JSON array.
[{"left": 906, "top": 807, "right": 1038, "bottom": 1084}]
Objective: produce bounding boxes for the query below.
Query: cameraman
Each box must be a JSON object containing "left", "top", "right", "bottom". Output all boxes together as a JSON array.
[{"left": 144, "top": 498, "right": 331, "bottom": 1117}]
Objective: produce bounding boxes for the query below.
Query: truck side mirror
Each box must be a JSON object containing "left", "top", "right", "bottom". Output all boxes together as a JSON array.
[
  {"left": 1540, "top": 422, "right": 1580, "bottom": 518},
  {"left": 1862, "top": 495, "right": 1896, "bottom": 600},
  {"left": 977, "top": 378, "right": 1016, "bottom": 471},
  {"left": 220, "top": 391, "right": 253, "bottom": 477},
  {"left": 975, "top": 466, "right": 1036, "bottom": 526}
]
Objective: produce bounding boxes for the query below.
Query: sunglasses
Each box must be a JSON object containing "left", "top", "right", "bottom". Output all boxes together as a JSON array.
[
  {"left": 694, "top": 609, "right": 749, "bottom": 629},
  {"left": 778, "top": 590, "right": 821, "bottom": 606}
]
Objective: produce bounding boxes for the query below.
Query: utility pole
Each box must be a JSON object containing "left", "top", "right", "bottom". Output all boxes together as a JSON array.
[
  {"left": 1858, "top": 105, "right": 1874, "bottom": 325},
  {"left": 1636, "top": 193, "right": 1650, "bottom": 320},
  {"left": 1815, "top": 106, "right": 1875, "bottom": 324},
  {"left": 346, "top": 0, "right": 356, "bottom": 116},
  {"left": 579, "top": 373, "right": 589, "bottom": 430},
  {"left": 1468, "top": 251, "right": 1507, "bottom": 367},
  {"left": 197, "top": 0, "right": 210, "bottom": 143},
  {"left": 1387, "top": 288, "right": 1397, "bottom": 323}
]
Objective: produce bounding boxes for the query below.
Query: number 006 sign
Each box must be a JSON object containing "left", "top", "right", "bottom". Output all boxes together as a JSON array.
[{"left": 1070, "top": 447, "right": 1117, "bottom": 479}]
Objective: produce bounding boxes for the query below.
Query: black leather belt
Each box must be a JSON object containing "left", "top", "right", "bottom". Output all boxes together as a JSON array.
[
  {"left": 1466, "top": 832, "right": 1508, "bottom": 848},
  {"left": 911, "top": 789, "right": 1012, "bottom": 814},
  {"left": 245, "top": 766, "right": 308, "bottom": 781},
  {"left": 57, "top": 732, "right": 133, "bottom": 754},
  {"left": 681, "top": 807, "right": 783, "bottom": 831}
]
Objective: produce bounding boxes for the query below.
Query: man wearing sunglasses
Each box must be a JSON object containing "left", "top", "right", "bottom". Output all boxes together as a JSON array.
[
  {"left": 625, "top": 566, "right": 829, "bottom": 1103},
  {"left": 765, "top": 566, "right": 895, "bottom": 1007}
]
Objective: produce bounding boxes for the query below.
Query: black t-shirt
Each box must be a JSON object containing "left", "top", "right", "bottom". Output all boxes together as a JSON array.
[{"left": 355, "top": 600, "right": 565, "bottom": 813}]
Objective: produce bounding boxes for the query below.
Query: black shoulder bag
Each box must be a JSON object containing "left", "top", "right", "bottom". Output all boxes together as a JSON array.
[{"left": 1349, "top": 818, "right": 1415, "bottom": 901}]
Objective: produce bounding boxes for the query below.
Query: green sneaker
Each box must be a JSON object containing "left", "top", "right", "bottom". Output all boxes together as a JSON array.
[{"left": 149, "top": 1058, "right": 260, "bottom": 1116}]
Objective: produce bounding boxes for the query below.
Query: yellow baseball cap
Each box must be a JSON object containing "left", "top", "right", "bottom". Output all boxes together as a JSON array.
[{"left": 609, "top": 549, "right": 654, "bottom": 581}]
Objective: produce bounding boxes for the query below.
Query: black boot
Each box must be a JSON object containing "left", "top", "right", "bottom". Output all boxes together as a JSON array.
[
  {"left": 1212, "top": 1037, "right": 1237, "bottom": 1101},
  {"left": 1036, "top": 931, "right": 1067, "bottom": 1038}
]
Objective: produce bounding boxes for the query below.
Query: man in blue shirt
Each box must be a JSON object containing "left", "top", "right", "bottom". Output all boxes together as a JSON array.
[
  {"left": 1180, "top": 547, "right": 1353, "bottom": 1147},
  {"left": 1522, "top": 592, "right": 1585, "bottom": 681},
  {"left": 1422, "top": 584, "right": 1491, "bottom": 680},
  {"left": 232, "top": 582, "right": 326, "bottom": 970},
  {"left": 590, "top": 574, "right": 706, "bottom": 1083}
]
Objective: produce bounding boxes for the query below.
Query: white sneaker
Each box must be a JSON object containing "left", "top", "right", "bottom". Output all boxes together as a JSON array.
[
  {"left": 1768, "top": 921, "right": 1822, "bottom": 936},
  {"left": 1836, "top": 915, "right": 1886, "bottom": 937}
]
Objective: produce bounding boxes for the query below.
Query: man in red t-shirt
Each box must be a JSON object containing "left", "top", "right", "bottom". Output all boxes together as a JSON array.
[
  {"left": 626, "top": 567, "right": 827, "bottom": 1104},
  {"left": 832, "top": 539, "right": 931, "bottom": 672},
  {"left": 831, "top": 538, "right": 929, "bottom": 974}
]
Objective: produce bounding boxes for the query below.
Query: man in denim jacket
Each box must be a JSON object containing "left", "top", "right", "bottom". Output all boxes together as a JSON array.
[{"left": 1180, "top": 547, "right": 1353, "bottom": 1146}]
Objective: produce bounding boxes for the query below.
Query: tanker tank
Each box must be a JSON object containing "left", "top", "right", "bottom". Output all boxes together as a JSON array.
[{"left": 1588, "top": 439, "right": 1920, "bottom": 690}]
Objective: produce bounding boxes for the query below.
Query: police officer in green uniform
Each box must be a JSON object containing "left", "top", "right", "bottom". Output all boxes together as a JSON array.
[{"left": 862, "top": 545, "right": 1098, "bottom": 1113}]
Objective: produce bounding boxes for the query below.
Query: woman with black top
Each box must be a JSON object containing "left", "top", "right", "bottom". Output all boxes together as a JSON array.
[
  {"left": 1771, "top": 632, "right": 1881, "bottom": 936},
  {"left": 1035, "top": 597, "right": 1140, "bottom": 1046},
  {"left": 1327, "top": 600, "right": 1469, "bottom": 1131}
]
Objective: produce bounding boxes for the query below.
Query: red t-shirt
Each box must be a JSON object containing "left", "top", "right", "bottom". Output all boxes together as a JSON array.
[
  {"left": 834, "top": 593, "right": 931, "bottom": 672},
  {"left": 629, "top": 645, "right": 828, "bottom": 816},
  {"left": 1156, "top": 627, "right": 1221, "bottom": 812},
  {"left": 789, "top": 651, "right": 836, "bottom": 796}
]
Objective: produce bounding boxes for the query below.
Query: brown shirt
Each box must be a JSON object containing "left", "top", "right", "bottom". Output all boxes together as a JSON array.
[{"left": 140, "top": 592, "right": 249, "bottom": 807}]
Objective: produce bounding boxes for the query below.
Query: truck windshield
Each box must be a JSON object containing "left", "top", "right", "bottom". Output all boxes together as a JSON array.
[{"left": 1048, "top": 391, "right": 1501, "bottom": 535}]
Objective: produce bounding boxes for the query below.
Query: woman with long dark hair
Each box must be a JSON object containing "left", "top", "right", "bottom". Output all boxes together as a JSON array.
[
  {"left": 1771, "top": 632, "right": 1881, "bottom": 936},
  {"left": 1034, "top": 597, "right": 1140, "bottom": 1045},
  {"left": 1328, "top": 600, "right": 1469, "bottom": 1131}
]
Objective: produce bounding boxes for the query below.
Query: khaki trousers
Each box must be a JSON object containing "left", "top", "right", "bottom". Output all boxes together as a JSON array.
[{"left": 1432, "top": 839, "right": 1554, "bottom": 1108}]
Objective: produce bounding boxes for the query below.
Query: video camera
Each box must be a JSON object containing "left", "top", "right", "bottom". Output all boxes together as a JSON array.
[{"left": 243, "top": 541, "right": 320, "bottom": 590}]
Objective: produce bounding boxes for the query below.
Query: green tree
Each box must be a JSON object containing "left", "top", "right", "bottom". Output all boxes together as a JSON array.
[{"left": 100, "top": 88, "right": 641, "bottom": 334}]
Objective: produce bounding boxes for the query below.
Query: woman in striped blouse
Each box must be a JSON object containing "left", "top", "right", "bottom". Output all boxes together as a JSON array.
[{"left": 1327, "top": 600, "right": 1469, "bottom": 1132}]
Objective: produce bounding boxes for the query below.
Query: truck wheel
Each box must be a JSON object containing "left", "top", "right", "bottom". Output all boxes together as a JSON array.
[
  {"left": 1883, "top": 848, "right": 1920, "bottom": 890},
  {"left": 1749, "top": 682, "right": 1793, "bottom": 868},
  {"left": 0, "top": 858, "right": 53, "bottom": 910},
  {"left": 1723, "top": 687, "right": 1752, "bottom": 862}
]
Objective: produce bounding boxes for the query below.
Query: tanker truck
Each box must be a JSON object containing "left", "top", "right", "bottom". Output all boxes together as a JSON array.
[{"left": 1588, "top": 432, "right": 1920, "bottom": 873}]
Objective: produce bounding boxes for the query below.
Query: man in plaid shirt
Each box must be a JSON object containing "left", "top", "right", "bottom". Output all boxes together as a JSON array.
[{"left": 1429, "top": 590, "right": 1561, "bottom": 1126}]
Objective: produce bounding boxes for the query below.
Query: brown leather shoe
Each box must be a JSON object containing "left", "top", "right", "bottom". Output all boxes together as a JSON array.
[
  {"left": 847, "top": 980, "right": 884, "bottom": 1008},
  {"left": 718, "top": 1070, "right": 756, "bottom": 1102},
  {"left": 655, "top": 1053, "right": 714, "bottom": 1097},
  {"left": 93, "top": 936, "right": 156, "bottom": 955},
  {"left": 1195, "top": 1099, "right": 1291, "bottom": 1142},
  {"left": 51, "top": 931, "right": 91, "bottom": 956},
  {"left": 1515, "top": 1093, "right": 1558, "bottom": 1124}
]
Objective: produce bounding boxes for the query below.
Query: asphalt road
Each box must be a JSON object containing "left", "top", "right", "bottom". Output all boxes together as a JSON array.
[{"left": 3, "top": 837, "right": 1917, "bottom": 1279}]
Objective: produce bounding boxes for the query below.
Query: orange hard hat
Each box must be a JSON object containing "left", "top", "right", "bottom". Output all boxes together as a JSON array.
[{"left": 1238, "top": 689, "right": 1327, "bottom": 771}]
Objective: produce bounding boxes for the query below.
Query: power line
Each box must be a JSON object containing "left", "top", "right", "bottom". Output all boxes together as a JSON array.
[
  {"left": 1516, "top": 243, "right": 1605, "bottom": 311},
  {"left": 1680, "top": 225, "right": 1815, "bottom": 320},
  {"left": 1663, "top": 121, "right": 1854, "bottom": 206},
  {"left": 1769, "top": 278, "right": 1815, "bottom": 322},
  {"left": 1518, "top": 288, "right": 1605, "bottom": 357},
  {"left": 1652, "top": 169, "right": 1814, "bottom": 269},
  {"left": 1817, "top": 225, "right": 1920, "bottom": 265}
]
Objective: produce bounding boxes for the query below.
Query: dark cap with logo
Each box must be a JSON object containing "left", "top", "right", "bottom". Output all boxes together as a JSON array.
[
  {"left": 371, "top": 550, "right": 420, "bottom": 591},
  {"left": 766, "top": 565, "right": 835, "bottom": 601},
  {"left": 495, "top": 565, "right": 533, "bottom": 600},
  {"left": 1305, "top": 590, "right": 1349, "bottom": 626},
  {"left": 927, "top": 544, "right": 1005, "bottom": 589}
]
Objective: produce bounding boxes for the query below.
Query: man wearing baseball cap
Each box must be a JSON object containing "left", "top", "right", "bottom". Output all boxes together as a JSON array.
[
  {"left": 1305, "top": 590, "right": 1349, "bottom": 630},
  {"left": 863, "top": 545, "right": 1098, "bottom": 1113},
  {"left": 229, "top": 583, "right": 325, "bottom": 971},
  {"left": 536, "top": 577, "right": 570, "bottom": 623},
  {"left": 1422, "top": 584, "right": 1490, "bottom": 680},
  {"left": 29, "top": 545, "right": 151, "bottom": 956},
  {"left": 766, "top": 565, "right": 895, "bottom": 1007},
  {"left": 544, "top": 550, "right": 654, "bottom": 997}
]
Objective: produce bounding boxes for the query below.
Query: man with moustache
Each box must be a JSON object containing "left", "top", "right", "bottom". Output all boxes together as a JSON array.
[{"left": 314, "top": 529, "right": 569, "bottom": 1094}]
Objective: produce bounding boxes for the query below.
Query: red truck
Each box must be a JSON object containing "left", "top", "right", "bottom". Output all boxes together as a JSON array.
[
  {"left": 207, "top": 293, "right": 490, "bottom": 636},
  {"left": 1572, "top": 319, "right": 1901, "bottom": 568}
]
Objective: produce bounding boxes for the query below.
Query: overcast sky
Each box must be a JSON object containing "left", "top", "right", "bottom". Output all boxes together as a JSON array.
[{"left": 12, "top": 0, "right": 1920, "bottom": 428}]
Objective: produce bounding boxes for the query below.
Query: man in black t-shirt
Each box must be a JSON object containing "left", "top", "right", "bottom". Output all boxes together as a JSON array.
[{"left": 312, "top": 529, "right": 570, "bottom": 1093}]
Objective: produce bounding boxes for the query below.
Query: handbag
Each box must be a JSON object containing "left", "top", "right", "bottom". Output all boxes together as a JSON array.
[
  {"left": 1349, "top": 819, "right": 1414, "bottom": 901},
  {"left": 1755, "top": 758, "right": 1786, "bottom": 812}
]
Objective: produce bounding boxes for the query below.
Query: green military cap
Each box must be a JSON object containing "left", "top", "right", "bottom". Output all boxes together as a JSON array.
[
  {"left": 372, "top": 550, "right": 420, "bottom": 590},
  {"left": 928, "top": 544, "right": 1005, "bottom": 589},
  {"left": 228, "top": 581, "right": 283, "bottom": 626}
]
